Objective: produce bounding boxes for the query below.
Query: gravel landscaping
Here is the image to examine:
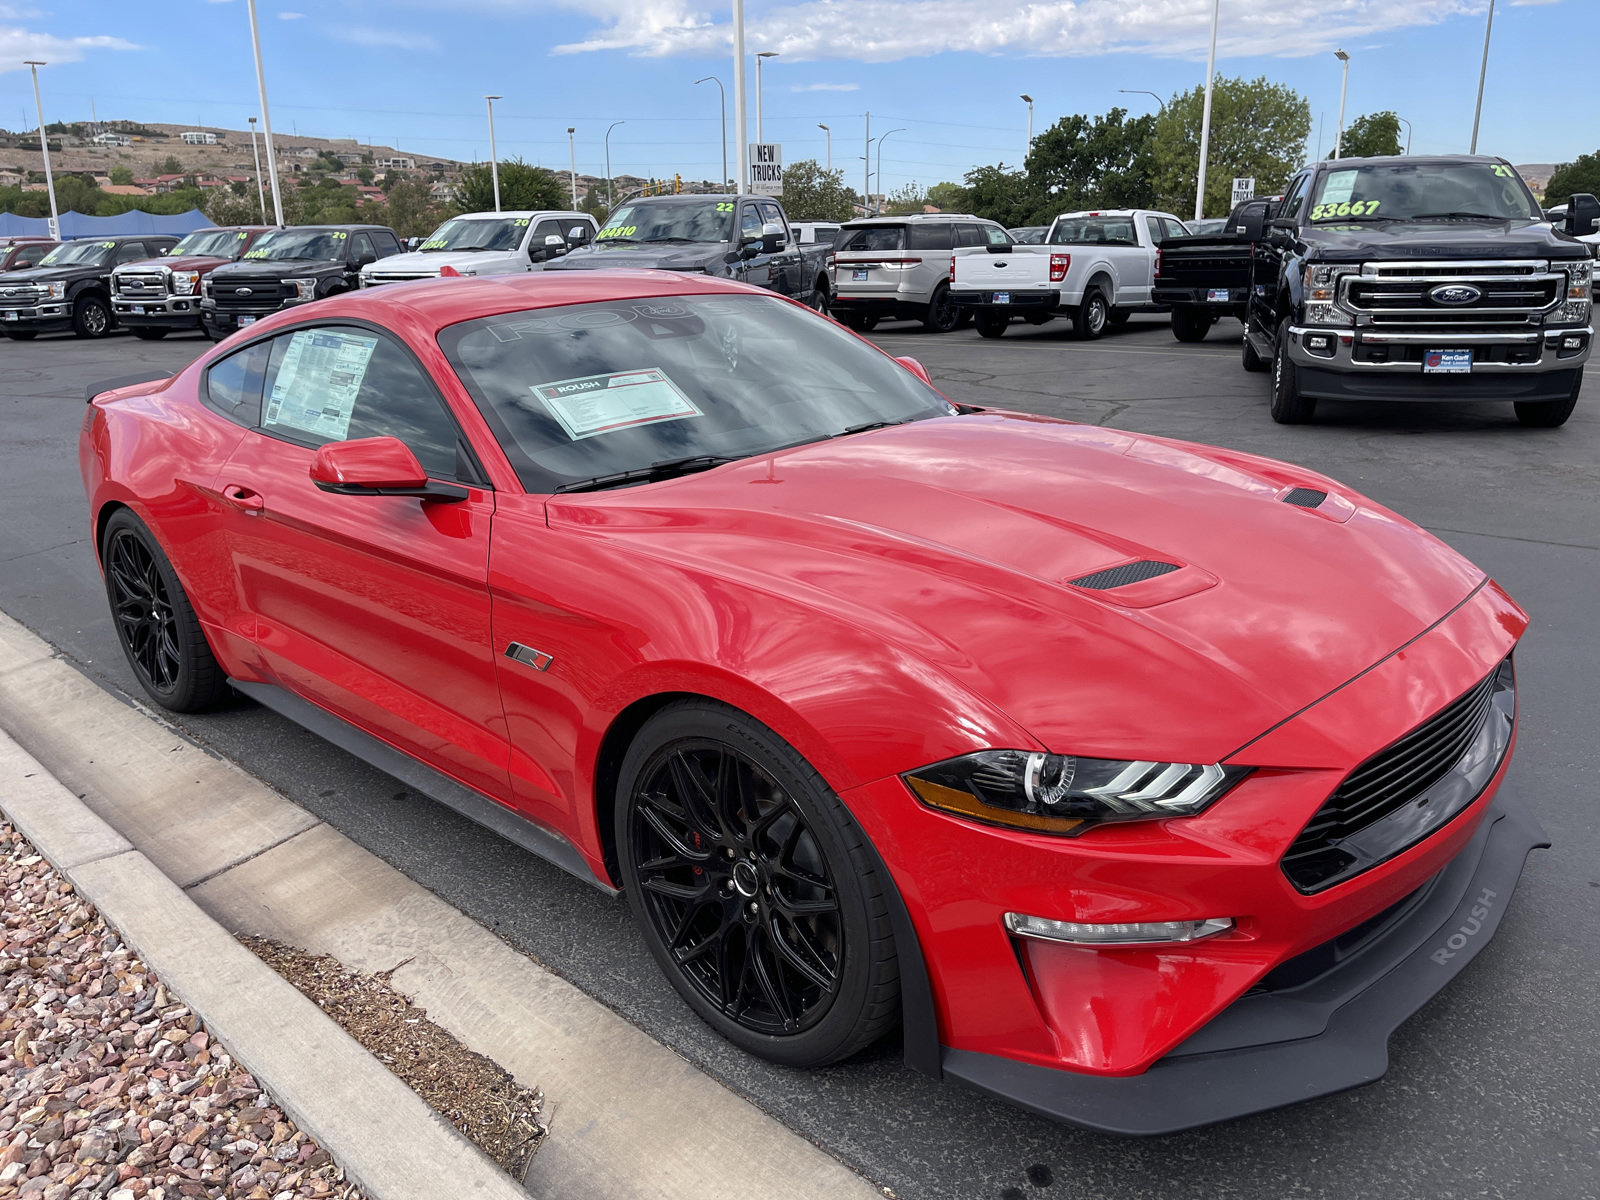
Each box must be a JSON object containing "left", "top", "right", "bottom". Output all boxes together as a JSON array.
[{"left": 0, "top": 820, "right": 366, "bottom": 1200}]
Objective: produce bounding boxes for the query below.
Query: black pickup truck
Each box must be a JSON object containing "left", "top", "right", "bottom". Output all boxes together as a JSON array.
[
  {"left": 201, "top": 224, "right": 403, "bottom": 339},
  {"left": 0, "top": 235, "right": 179, "bottom": 339},
  {"left": 1241, "top": 154, "right": 1596, "bottom": 427},
  {"left": 1153, "top": 197, "right": 1276, "bottom": 342},
  {"left": 543, "top": 193, "right": 832, "bottom": 310}
]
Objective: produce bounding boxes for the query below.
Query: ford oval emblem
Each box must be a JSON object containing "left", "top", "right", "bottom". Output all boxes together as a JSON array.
[
  {"left": 1429, "top": 283, "right": 1481, "bottom": 306},
  {"left": 236, "top": 287, "right": 253, "bottom": 296}
]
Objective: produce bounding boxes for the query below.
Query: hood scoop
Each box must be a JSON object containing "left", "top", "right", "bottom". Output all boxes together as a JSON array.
[
  {"left": 1281, "top": 487, "right": 1328, "bottom": 509},
  {"left": 1070, "top": 560, "right": 1181, "bottom": 590}
]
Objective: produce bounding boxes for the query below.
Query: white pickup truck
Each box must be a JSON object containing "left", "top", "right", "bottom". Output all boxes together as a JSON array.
[
  {"left": 949, "top": 208, "right": 1190, "bottom": 339},
  {"left": 359, "top": 209, "right": 598, "bottom": 287}
]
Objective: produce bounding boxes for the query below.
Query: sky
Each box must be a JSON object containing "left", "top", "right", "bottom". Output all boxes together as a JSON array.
[{"left": 0, "top": 0, "right": 1592, "bottom": 195}]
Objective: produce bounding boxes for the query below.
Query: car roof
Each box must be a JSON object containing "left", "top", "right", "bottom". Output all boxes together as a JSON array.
[
  {"left": 445, "top": 210, "right": 589, "bottom": 220},
  {"left": 1312, "top": 154, "right": 1508, "bottom": 168},
  {"left": 841, "top": 214, "right": 984, "bottom": 226},
  {"left": 264, "top": 224, "right": 395, "bottom": 233}
]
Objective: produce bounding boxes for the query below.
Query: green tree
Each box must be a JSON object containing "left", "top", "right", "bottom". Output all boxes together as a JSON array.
[
  {"left": 157, "top": 155, "right": 183, "bottom": 175},
  {"left": 959, "top": 165, "right": 1040, "bottom": 227},
  {"left": 109, "top": 165, "right": 134, "bottom": 186},
  {"left": 883, "top": 181, "right": 927, "bottom": 215},
  {"left": 1544, "top": 152, "right": 1600, "bottom": 208},
  {"left": 53, "top": 175, "right": 104, "bottom": 214},
  {"left": 204, "top": 189, "right": 261, "bottom": 226},
  {"left": 1150, "top": 75, "right": 1311, "bottom": 218},
  {"left": 924, "top": 181, "right": 967, "bottom": 212},
  {"left": 1027, "top": 107, "right": 1157, "bottom": 212},
  {"left": 382, "top": 179, "right": 444, "bottom": 237},
  {"left": 451, "top": 159, "right": 565, "bottom": 212},
  {"left": 356, "top": 165, "right": 375, "bottom": 185},
  {"left": 311, "top": 153, "right": 345, "bottom": 174},
  {"left": 1332, "top": 111, "right": 1402, "bottom": 159},
  {"left": 780, "top": 159, "right": 857, "bottom": 221}
]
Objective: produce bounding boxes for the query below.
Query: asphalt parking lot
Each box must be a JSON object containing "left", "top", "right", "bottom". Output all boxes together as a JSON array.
[{"left": 2, "top": 315, "right": 1596, "bottom": 1200}]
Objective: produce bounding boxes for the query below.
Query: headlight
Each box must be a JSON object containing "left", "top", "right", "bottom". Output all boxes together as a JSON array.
[
  {"left": 44, "top": 282, "right": 66, "bottom": 300},
  {"left": 903, "top": 750, "right": 1250, "bottom": 836},
  {"left": 170, "top": 271, "right": 199, "bottom": 295},
  {"left": 1302, "top": 263, "right": 1357, "bottom": 327},
  {"left": 284, "top": 278, "right": 318, "bottom": 301},
  {"left": 200, "top": 277, "right": 213, "bottom": 298},
  {"left": 1551, "top": 259, "right": 1592, "bottom": 325}
]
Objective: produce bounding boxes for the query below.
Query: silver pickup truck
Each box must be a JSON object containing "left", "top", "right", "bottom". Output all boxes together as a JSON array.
[{"left": 949, "top": 208, "right": 1190, "bottom": 339}]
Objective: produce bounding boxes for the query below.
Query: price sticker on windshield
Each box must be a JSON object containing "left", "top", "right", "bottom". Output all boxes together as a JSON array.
[{"left": 532, "top": 368, "right": 702, "bottom": 441}]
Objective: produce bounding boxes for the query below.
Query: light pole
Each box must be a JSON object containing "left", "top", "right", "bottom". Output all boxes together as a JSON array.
[
  {"left": 1193, "top": 0, "right": 1220, "bottom": 221},
  {"left": 756, "top": 51, "right": 779, "bottom": 143},
  {"left": 818, "top": 123, "right": 830, "bottom": 171},
  {"left": 1333, "top": 50, "right": 1350, "bottom": 159},
  {"left": 247, "top": 116, "right": 267, "bottom": 222},
  {"left": 484, "top": 95, "right": 503, "bottom": 211},
  {"left": 696, "top": 76, "right": 729, "bottom": 193},
  {"left": 1118, "top": 89, "right": 1167, "bottom": 114},
  {"left": 604, "top": 120, "right": 624, "bottom": 206},
  {"left": 567, "top": 127, "right": 578, "bottom": 207},
  {"left": 876, "top": 127, "right": 904, "bottom": 214},
  {"left": 1470, "top": 0, "right": 1495, "bottom": 154},
  {"left": 245, "top": 0, "right": 284, "bottom": 225},
  {"left": 1020, "top": 94, "right": 1034, "bottom": 166},
  {"left": 23, "top": 62, "right": 58, "bottom": 240},
  {"left": 734, "top": 0, "right": 748, "bottom": 193},
  {"left": 1396, "top": 115, "right": 1412, "bottom": 156},
  {"left": 863, "top": 111, "right": 871, "bottom": 216}
]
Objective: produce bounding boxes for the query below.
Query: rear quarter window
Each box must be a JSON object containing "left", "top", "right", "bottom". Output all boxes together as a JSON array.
[
  {"left": 908, "top": 224, "right": 954, "bottom": 251},
  {"left": 838, "top": 226, "right": 905, "bottom": 252}
]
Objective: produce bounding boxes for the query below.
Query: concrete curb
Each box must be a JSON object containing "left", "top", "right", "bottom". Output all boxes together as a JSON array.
[{"left": 0, "top": 726, "right": 529, "bottom": 1200}]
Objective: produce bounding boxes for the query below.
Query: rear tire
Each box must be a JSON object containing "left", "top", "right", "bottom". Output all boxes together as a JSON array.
[
  {"left": 132, "top": 328, "right": 169, "bottom": 341},
  {"left": 1171, "top": 308, "right": 1213, "bottom": 343},
  {"left": 809, "top": 277, "right": 831, "bottom": 316},
  {"left": 72, "top": 294, "right": 113, "bottom": 339},
  {"left": 975, "top": 310, "right": 1009, "bottom": 339},
  {"left": 922, "top": 284, "right": 959, "bottom": 333},
  {"left": 840, "top": 312, "right": 879, "bottom": 332},
  {"left": 1514, "top": 368, "right": 1582, "bottom": 428},
  {"left": 1269, "top": 321, "right": 1317, "bottom": 424},
  {"left": 1073, "top": 287, "right": 1109, "bottom": 340}
]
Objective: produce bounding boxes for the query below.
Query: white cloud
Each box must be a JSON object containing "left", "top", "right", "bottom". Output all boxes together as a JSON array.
[
  {"left": 329, "top": 26, "right": 438, "bottom": 50},
  {"left": 791, "top": 82, "right": 858, "bottom": 92},
  {"left": 0, "top": 24, "right": 138, "bottom": 72},
  {"left": 279, "top": 10, "right": 305, "bottom": 17},
  {"left": 549, "top": 0, "right": 1488, "bottom": 62}
]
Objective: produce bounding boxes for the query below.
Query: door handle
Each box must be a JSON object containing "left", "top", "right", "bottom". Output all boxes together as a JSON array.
[{"left": 221, "top": 484, "right": 264, "bottom": 515}]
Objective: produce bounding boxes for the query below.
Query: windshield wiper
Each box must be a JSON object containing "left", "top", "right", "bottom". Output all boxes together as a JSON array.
[
  {"left": 1410, "top": 212, "right": 1511, "bottom": 221},
  {"left": 1311, "top": 215, "right": 1392, "bottom": 224},
  {"left": 553, "top": 454, "right": 740, "bottom": 494},
  {"left": 596, "top": 237, "right": 642, "bottom": 245},
  {"left": 643, "top": 236, "right": 702, "bottom": 244},
  {"left": 837, "top": 417, "right": 918, "bottom": 437}
]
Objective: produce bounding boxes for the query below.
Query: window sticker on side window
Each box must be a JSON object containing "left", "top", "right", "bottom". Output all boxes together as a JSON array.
[
  {"left": 1320, "top": 171, "right": 1357, "bottom": 205},
  {"left": 263, "top": 330, "right": 378, "bottom": 441},
  {"left": 531, "top": 368, "right": 702, "bottom": 441}
]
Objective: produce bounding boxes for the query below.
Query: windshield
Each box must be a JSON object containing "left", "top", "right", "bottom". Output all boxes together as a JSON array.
[
  {"left": 1308, "top": 162, "right": 1541, "bottom": 223},
  {"left": 837, "top": 226, "right": 905, "bottom": 252},
  {"left": 418, "top": 216, "right": 529, "bottom": 253},
  {"left": 1048, "top": 216, "right": 1137, "bottom": 246},
  {"left": 595, "top": 200, "right": 734, "bottom": 244},
  {"left": 38, "top": 241, "right": 114, "bottom": 268},
  {"left": 241, "top": 230, "right": 351, "bottom": 262},
  {"left": 172, "top": 229, "right": 253, "bottom": 259},
  {"left": 440, "top": 294, "right": 953, "bottom": 492}
]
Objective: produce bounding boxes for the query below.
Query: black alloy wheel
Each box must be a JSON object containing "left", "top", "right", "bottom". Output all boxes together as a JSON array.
[
  {"left": 1514, "top": 367, "right": 1582, "bottom": 428},
  {"left": 1074, "top": 287, "right": 1109, "bottom": 340},
  {"left": 1270, "top": 320, "right": 1317, "bottom": 424},
  {"left": 101, "top": 510, "right": 229, "bottom": 712},
  {"left": 923, "top": 284, "right": 959, "bottom": 333},
  {"left": 73, "top": 295, "right": 112, "bottom": 339},
  {"left": 617, "top": 701, "right": 900, "bottom": 1067}
]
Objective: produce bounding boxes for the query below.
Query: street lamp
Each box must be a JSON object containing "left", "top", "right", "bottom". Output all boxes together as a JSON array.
[
  {"left": 1118, "top": 89, "right": 1166, "bottom": 114},
  {"left": 1194, "top": 0, "right": 1220, "bottom": 221},
  {"left": 1396, "top": 114, "right": 1413, "bottom": 156},
  {"left": 818, "top": 123, "right": 830, "bottom": 172},
  {"left": 876, "top": 127, "right": 904, "bottom": 214},
  {"left": 484, "top": 95, "right": 503, "bottom": 211},
  {"left": 244, "top": 0, "right": 284, "bottom": 225},
  {"left": 1333, "top": 50, "right": 1350, "bottom": 160},
  {"left": 1020, "top": 94, "right": 1034, "bottom": 166},
  {"left": 247, "top": 116, "right": 267, "bottom": 222},
  {"left": 734, "top": 0, "right": 748, "bottom": 195},
  {"left": 23, "top": 62, "right": 58, "bottom": 240},
  {"left": 1470, "top": 0, "right": 1495, "bottom": 154},
  {"left": 604, "top": 120, "right": 624, "bottom": 206},
  {"left": 756, "top": 51, "right": 779, "bottom": 143},
  {"left": 567, "top": 127, "right": 577, "bottom": 208},
  {"left": 695, "top": 76, "right": 729, "bottom": 193}
]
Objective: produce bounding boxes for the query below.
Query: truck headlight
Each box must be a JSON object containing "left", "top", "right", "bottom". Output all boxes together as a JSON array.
[
  {"left": 284, "top": 278, "right": 318, "bottom": 302},
  {"left": 200, "top": 277, "right": 213, "bottom": 298},
  {"left": 44, "top": 282, "right": 66, "bottom": 300},
  {"left": 1549, "top": 260, "right": 1592, "bottom": 324},
  {"left": 170, "top": 271, "right": 200, "bottom": 295},
  {"left": 903, "top": 750, "right": 1251, "bottom": 836},
  {"left": 1303, "top": 263, "right": 1357, "bottom": 326}
]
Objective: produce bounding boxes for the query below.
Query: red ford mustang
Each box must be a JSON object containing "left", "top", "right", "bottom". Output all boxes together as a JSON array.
[{"left": 79, "top": 271, "right": 1546, "bottom": 1133}]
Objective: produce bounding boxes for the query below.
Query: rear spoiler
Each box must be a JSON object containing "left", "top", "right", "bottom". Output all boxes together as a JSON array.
[{"left": 85, "top": 370, "right": 174, "bottom": 405}]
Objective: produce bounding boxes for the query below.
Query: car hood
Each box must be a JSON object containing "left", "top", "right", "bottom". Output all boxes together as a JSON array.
[
  {"left": 120, "top": 255, "right": 230, "bottom": 272},
  {"left": 211, "top": 259, "right": 344, "bottom": 280},
  {"left": 1307, "top": 218, "right": 1588, "bottom": 262},
  {"left": 1, "top": 264, "right": 99, "bottom": 284},
  {"left": 364, "top": 249, "right": 520, "bottom": 275},
  {"left": 546, "top": 243, "right": 720, "bottom": 272},
  {"left": 546, "top": 414, "right": 1489, "bottom": 764}
]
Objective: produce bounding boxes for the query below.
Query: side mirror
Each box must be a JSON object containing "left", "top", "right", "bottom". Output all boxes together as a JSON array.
[
  {"left": 760, "top": 221, "right": 784, "bottom": 253},
  {"left": 1236, "top": 205, "right": 1267, "bottom": 243},
  {"left": 309, "top": 436, "right": 467, "bottom": 502},
  {"left": 895, "top": 355, "right": 933, "bottom": 384},
  {"left": 1565, "top": 194, "right": 1599, "bottom": 239},
  {"left": 544, "top": 234, "right": 566, "bottom": 247},
  {"left": 567, "top": 225, "right": 591, "bottom": 244}
]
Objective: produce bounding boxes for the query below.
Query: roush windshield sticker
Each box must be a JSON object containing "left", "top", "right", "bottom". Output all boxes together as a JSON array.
[
  {"left": 531, "top": 368, "right": 702, "bottom": 440},
  {"left": 263, "top": 329, "right": 379, "bottom": 441}
]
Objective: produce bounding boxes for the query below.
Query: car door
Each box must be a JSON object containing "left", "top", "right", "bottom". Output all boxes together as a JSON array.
[
  {"left": 1252, "top": 173, "right": 1308, "bottom": 330},
  {"left": 345, "top": 233, "right": 377, "bottom": 288},
  {"left": 212, "top": 321, "right": 510, "bottom": 801},
  {"left": 734, "top": 202, "right": 773, "bottom": 289},
  {"left": 757, "top": 201, "right": 804, "bottom": 297},
  {"left": 528, "top": 218, "right": 569, "bottom": 265}
]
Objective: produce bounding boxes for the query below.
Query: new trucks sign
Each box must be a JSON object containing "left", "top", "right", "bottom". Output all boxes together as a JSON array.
[{"left": 749, "top": 143, "right": 783, "bottom": 197}]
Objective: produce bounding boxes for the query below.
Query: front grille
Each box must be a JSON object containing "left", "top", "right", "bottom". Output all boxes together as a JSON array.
[
  {"left": 1283, "top": 661, "right": 1509, "bottom": 892},
  {"left": 116, "top": 272, "right": 168, "bottom": 299},
  {"left": 363, "top": 273, "right": 434, "bottom": 286},
  {"left": 211, "top": 281, "right": 292, "bottom": 309},
  {"left": 1341, "top": 259, "right": 1561, "bottom": 333},
  {"left": 1069, "top": 560, "right": 1180, "bottom": 590},
  {"left": 0, "top": 285, "right": 43, "bottom": 306}
]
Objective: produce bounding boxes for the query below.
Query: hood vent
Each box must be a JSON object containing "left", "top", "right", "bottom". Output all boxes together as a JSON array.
[
  {"left": 1282, "top": 487, "right": 1328, "bottom": 509},
  {"left": 1070, "top": 560, "right": 1181, "bottom": 590}
]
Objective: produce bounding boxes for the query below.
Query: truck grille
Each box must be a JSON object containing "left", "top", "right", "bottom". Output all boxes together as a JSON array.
[
  {"left": 0, "top": 284, "right": 43, "bottom": 306},
  {"left": 1282, "top": 659, "right": 1511, "bottom": 893},
  {"left": 115, "top": 271, "right": 169, "bottom": 299},
  {"left": 1341, "top": 259, "right": 1561, "bottom": 331},
  {"left": 211, "top": 281, "right": 292, "bottom": 308},
  {"left": 362, "top": 272, "right": 435, "bottom": 287}
]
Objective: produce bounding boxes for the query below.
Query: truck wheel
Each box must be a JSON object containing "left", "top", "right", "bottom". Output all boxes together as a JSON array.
[
  {"left": 1107, "top": 310, "right": 1131, "bottom": 326},
  {"left": 72, "top": 295, "right": 113, "bottom": 339},
  {"left": 975, "top": 311, "right": 1009, "bottom": 339},
  {"left": 1241, "top": 323, "right": 1269, "bottom": 372},
  {"left": 132, "top": 328, "right": 169, "bottom": 341},
  {"left": 809, "top": 277, "right": 831, "bottom": 315},
  {"left": 841, "top": 313, "right": 879, "bottom": 332},
  {"left": 922, "top": 284, "right": 959, "bottom": 333},
  {"left": 1073, "top": 288, "right": 1109, "bottom": 340},
  {"left": 1514, "top": 369, "right": 1582, "bottom": 428},
  {"left": 1270, "top": 322, "right": 1317, "bottom": 424},
  {"left": 4, "top": 330, "right": 37, "bottom": 341},
  {"left": 1171, "top": 309, "right": 1213, "bottom": 343}
]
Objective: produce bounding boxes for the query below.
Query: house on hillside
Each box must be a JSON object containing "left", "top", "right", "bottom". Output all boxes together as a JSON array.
[
  {"left": 93, "top": 132, "right": 132, "bottom": 148},
  {"left": 376, "top": 156, "right": 415, "bottom": 171},
  {"left": 181, "top": 131, "right": 219, "bottom": 146}
]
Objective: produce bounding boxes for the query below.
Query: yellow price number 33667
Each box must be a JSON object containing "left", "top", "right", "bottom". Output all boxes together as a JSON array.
[{"left": 1311, "top": 200, "right": 1381, "bottom": 220}]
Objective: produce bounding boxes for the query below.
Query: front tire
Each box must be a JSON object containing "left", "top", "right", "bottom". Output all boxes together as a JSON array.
[
  {"left": 100, "top": 509, "right": 230, "bottom": 712},
  {"left": 617, "top": 700, "right": 900, "bottom": 1068},
  {"left": 1270, "top": 320, "right": 1317, "bottom": 424},
  {"left": 922, "top": 284, "right": 959, "bottom": 333},
  {"left": 1171, "top": 308, "right": 1213, "bottom": 343},
  {"left": 1514, "top": 368, "right": 1582, "bottom": 428},
  {"left": 975, "top": 310, "right": 1009, "bottom": 338},
  {"left": 1073, "top": 287, "right": 1109, "bottom": 340},
  {"left": 73, "top": 295, "right": 113, "bottom": 339},
  {"left": 131, "top": 328, "right": 170, "bottom": 341}
]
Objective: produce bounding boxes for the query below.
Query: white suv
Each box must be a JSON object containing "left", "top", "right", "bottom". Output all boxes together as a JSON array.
[
  {"left": 360, "top": 210, "right": 598, "bottom": 286},
  {"left": 831, "top": 213, "right": 1010, "bottom": 333}
]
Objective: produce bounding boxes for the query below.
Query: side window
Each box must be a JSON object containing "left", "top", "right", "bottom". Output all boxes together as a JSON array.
[
  {"left": 114, "top": 242, "right": 147, "bottom": 265},
  {"left": 740, "top": 206, "right": 763, "bottom": 238},
  {"left": 1161, "top": 217, "right": 1189, "bottom": 240},
  {"left": 953, "top": 224, "right": 983, "bottom": 248},
  {"left": 1281, "top": 175, "right": 1309, "bottom": 220},
  {"left": 758, "top": 201, "right": 783, "bottom": 227},
  {"left": 1144, "top": 215, "right": 1164, "bottom": 245},
  {"left": 983, "top": 224, "right": 1011, "bottom": 247},
  {"left": 907, "top": 223, "right": 954, "bottom": 250},
  {"left": 371, "top": 231, "right": 401, "bottom": 257},
  {"left": 260, "top": 327, "right": 464, "bottom": 479},
  {"left": 203, "top": 339, "right": 272, "bottom": 426},
  {"left": 348, "top": 233, "right": 376, "bottom": 266}
]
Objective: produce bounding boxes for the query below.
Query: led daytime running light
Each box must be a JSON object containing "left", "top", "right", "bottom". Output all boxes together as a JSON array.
[{"left": 1004, "top": 913, "right": 1235, "bottom": 945}]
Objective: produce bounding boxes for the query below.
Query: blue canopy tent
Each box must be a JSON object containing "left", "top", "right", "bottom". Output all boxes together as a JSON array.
[{"left": 0, "top": 209, "right": 214, "bottom": 239}]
